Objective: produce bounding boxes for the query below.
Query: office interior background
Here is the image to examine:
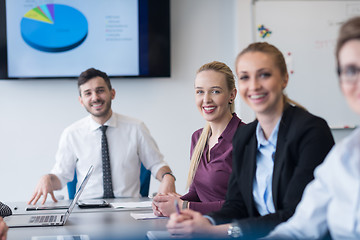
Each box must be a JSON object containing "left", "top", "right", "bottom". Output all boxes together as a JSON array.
[{"left": 0, "top": 0, "right": 354, "bottom": 202}]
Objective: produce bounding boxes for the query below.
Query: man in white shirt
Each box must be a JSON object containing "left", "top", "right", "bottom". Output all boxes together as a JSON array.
[{"left": 28, "top": 68, "right": 176, "bottom": 204}]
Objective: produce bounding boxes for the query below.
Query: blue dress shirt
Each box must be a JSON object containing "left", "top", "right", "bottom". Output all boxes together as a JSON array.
[{"left": 253, "top": 118, "right": 281, "bottom": 216}]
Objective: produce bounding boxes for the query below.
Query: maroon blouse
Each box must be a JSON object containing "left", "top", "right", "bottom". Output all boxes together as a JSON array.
[{"left": 181, "top": 114, "right": 244, "bottom": 214}]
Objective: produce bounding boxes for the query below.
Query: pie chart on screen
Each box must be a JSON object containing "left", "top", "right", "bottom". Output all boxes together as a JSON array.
[{"left": 20, "top": 4, "right": 88, "bottom": 52}]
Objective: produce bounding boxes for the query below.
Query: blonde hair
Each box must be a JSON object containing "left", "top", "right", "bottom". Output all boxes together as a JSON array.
[
  {"left": 236, "top": 42, "right": 306, "bottom": 110},
  {"left": 186, "top": 61, "right": 236, "bottom": 188}
]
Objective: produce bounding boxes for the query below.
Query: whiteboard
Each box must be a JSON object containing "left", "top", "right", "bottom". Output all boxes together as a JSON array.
[{"left": 253, "top": 0, "right": 360, "bottom": 127}]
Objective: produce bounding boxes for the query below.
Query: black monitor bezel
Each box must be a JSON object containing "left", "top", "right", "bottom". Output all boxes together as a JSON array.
[{"left": 0, "top": 0, "right": 170, "bottom": 79}]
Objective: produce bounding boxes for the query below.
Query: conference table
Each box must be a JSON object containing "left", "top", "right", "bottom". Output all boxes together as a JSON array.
[{"left": 5, "top": 198, "right": 169, "bottom": 240}]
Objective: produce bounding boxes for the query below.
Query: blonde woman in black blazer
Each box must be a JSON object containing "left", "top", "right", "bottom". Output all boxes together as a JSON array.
[
  {"left": 167, "top": 42, "right": 334, "bottom": 239},
  {"left": 207, "top": 104, "right": 334, "bottom": 239}
]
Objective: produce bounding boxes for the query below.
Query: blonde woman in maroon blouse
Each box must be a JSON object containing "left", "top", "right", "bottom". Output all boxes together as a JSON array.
[{"left": 152, "top": 61, "right": 244, "bottom": 216}]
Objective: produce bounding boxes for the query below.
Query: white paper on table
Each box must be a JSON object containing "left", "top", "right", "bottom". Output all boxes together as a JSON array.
[
  {"left": 130, "top": 212, "right": 168, "bottom": 220},
  {"left": 110, "top": 201, "right": 152, "bottom": 209}
]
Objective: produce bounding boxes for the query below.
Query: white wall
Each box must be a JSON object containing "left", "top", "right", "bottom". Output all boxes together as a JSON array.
[
  {"left": 0, "top": 0, "right": 240, "bottom": 202},
  {"left": 0, "top": 0, "right": 353, "bottom": 203}
]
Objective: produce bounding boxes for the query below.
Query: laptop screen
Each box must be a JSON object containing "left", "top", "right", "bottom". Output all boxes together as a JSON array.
[{"left": 63, "top": 165, "right": 94, "bottom": 222}]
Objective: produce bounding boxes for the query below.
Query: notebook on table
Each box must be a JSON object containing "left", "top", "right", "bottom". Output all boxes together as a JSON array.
[{"left": 5, "top": 165, "right": 94, "bottom": 228}]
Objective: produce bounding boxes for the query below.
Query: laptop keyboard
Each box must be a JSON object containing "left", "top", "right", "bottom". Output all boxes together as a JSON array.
[{"left": 29, "top": 215, "right": 57, "bottom": 223}]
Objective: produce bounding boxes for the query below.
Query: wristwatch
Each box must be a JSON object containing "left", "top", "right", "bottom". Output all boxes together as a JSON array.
[{"left": 227, "top": 222, "right": 243, "bottom": 238}]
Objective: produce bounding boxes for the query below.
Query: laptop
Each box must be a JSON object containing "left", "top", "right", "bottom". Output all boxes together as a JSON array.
[{"left": 5, "top": 165, "right": 94, "bottom": 228}]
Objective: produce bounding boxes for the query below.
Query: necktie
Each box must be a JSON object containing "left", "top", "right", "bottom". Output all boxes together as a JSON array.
[
  {"left": 100, "top": 125, "right": 115, "bottom": 198},
  {"left": 0, "top": 202, "right": 12, "bottom": 217}
]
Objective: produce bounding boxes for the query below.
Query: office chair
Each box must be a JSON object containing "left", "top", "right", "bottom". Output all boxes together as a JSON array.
[{"left": 67, "top": 163, "right": 151, "bottom": 199}]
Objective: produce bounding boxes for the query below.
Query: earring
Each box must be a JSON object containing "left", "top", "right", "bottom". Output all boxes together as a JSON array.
[{"left": 229, "top": 99, "right": 233, "bottom": 104}]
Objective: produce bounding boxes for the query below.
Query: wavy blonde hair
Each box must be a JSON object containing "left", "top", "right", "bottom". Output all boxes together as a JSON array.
[{"left": 186, "top": 61, "right": 236, "bottom": 188}]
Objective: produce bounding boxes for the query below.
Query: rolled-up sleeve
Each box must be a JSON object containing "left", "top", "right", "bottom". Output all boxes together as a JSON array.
[{"left": 136, "top": 122, "right": 167, "bottom": 177}]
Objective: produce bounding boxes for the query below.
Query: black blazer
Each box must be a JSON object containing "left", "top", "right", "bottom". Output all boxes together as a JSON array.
[{"left": 208, "top": 105, "right": 334, "bottom": 239}]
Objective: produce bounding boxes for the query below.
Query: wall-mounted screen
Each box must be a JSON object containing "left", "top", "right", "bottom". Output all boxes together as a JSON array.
[{"left": 0, "top": 0, "right": 170, "bottom": 79}]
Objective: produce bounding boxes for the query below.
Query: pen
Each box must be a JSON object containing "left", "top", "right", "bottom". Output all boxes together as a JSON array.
[{"left": 174, "top": 199, "right": 181, "bottom": 214}]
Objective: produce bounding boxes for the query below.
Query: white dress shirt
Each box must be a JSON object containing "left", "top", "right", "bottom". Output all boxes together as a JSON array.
[
  {"left": 51, "top": 112, "right": 167, "bottom": 199},
  {"left": 266, "top": 127, "right": 360, "bottom": 240}
]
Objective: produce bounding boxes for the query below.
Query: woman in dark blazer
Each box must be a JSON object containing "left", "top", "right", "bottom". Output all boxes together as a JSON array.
[{"left": 167, "top": 42, "right": 335, "bottom": 239}]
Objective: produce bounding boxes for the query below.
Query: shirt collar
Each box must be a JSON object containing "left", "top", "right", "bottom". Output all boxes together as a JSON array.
[
  {"left": 88, "top": 113, "right": 117, "bottom": 132},
  {"left": 256, "top": 117, "right": 282, "bottom": 149},
  {"left": 218, "top": 113, "right": 241, "bottom": 142}
]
